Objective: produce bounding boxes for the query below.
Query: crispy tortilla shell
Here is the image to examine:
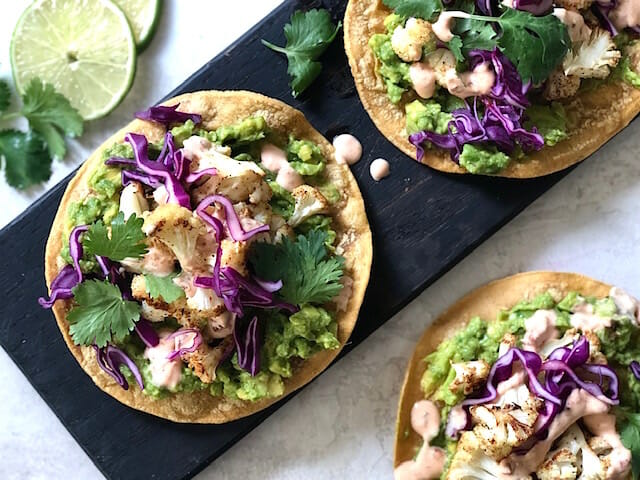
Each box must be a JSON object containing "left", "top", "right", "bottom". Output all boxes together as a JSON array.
[
  {"left": 394, "top": 271, "right": 611, "bottom": 467},
  {"left": 344, "top": 0, "right": 640, "bottom": 178},
  {"left": 44, "top": 90, "right": 373, "bottom": 423}
]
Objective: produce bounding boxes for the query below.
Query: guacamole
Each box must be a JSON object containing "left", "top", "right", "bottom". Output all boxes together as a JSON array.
[
  {"left": 405, "top": 100, "right": 452, "bottom": 136},
  {"left": 524, "top": 103, "right": 569, "bottom": 147},
  {"left": 458, "top": 144, "right": 510, "bottom": 175}
]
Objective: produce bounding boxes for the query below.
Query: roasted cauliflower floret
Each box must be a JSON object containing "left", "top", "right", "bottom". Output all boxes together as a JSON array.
[
  {"left": 555, "top": 0, "right": 594, "bottom": 11},
  {"left": 446, "top": 431, "right": 527, "bottom": 480},
  {"left": 182, "top": 337, "right": 233, "bottom": 384},
  {"left": 220, "top": 238, "right": 250, "bottom": 276},
  {"left": 120, "top": 235, "right": 177, "bottom": 277},
  {"left": 426, "top": 48, "right": 457, "bottom": 87},
  {"left": 119, "top": 181, "right": 149, "bottom": 220},
  {"left": 544, "top": 68, "right": 581, "bottom": 100},
  {"left": 449, "top": 360, "right": 490, "bottom": 395},
  {"left": 563, "top": 29, "right": 621, "bottom": 79},
  {"left": 288, "top": 185, "right": 329, "bottom": 227},
  {"left": 469, "top": 385, "right": 541, "bottom": 461},
  {"left": 585, "top": 415, "right": 632, "bottom": 480},
  {"left": 143, "top": 204, "right": 210, "bottom": 274},
  {"left": 537, "top": 424, "right": 606, "bottom": 480},
  {"left": 391, "top": 17, "right": 436, "bottom": 62},
  {"left": 270, "top": 214, "right": 294, "bottom": 243}
]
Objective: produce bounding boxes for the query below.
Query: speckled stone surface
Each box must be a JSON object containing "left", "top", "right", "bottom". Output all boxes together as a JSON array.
[{"left": 2, "top": 1, "right": 640, "bottom": 479}]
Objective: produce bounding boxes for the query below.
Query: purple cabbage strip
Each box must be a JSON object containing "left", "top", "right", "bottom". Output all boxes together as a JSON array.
[
  {"left": 631, "top": 360, "right": 640, "bottom": 380},
  {"left": 195, "top": 194, "right": 269, "bottom": 242},
  {"left": 135, "top": 104, "right": 202, "bottom": 126},
  {"left": 592, "top": 0, "right": 618, "bottom": 36},
  {"left": 185, "top": 167, "right": 218, "bottom": 184},
  {"left": 512, "top": 0, "right": 553, "bottom": 15},
  {"left": 468, "top": 50, "right": 530, "bottom": 110},
  {"left": 38, "top": 225, "right": 88, "bottom": 308},
  {"left": 166, "top": 328, "right": 202, "bottom": 361},
  {"left": 93, "top": 344, "right": 144, "bottom": 390},
  {"left": 125, "top": 132, "right": 191, "bottom": 209},
  {"left": 135, "top": 319, "right": 160, "bottom": 348},
  {"left": 541, "top": 360, "right": 619, "bottom": 405},
  {"left": 233, "top": 316, "right": 261, "bottom": 376}
]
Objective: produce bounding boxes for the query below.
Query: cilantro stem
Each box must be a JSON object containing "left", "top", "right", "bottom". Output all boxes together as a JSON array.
[
  {"left": 0, "top": 112, "right": 21, "bottom": 122},
  {"left": 261, "top": 40, "right": 289, "bottom": 55}
]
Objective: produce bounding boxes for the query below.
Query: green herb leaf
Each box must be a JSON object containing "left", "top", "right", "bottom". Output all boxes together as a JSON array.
[
  {"left": 492, "top": 9, "right": 570, "bottom": 84},
  {"left": 617, "top": 409, "right": 640, "bottom": 479},
  {"left": 262, "top": 9, "right": 341, "bottom": 97},
  {"left": 382, "top": 0, "right": 442, "bottom": 21},
  {"left": 0, "top": 129, "right": 51, "bottom": 189},
  {"left": 84, "top": 212, "right": 148, "bottom": 261},
  {"left": 68, "top": 280, "right": 140, "bottom": 347},
  {"left": 21, "top": 78, "right": 83, "bottom": 160},
  {"left": 452, "top": 17, "right": 498, "bottom": 61},
  {"left": 144, "top": 273, "right": 185, "bottom": 303},
  {"left": 250, "top": 230, "right": 344, "bottom": 305},
  {"left": 0, "top": 80, "right": 11, "bottom": 113}
]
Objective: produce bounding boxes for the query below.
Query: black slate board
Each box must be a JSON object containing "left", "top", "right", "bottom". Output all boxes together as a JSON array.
[{"left": 0, "top": 1, "right": 582, "bottom": 479}]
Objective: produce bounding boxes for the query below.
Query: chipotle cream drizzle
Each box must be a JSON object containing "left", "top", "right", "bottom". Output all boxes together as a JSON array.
[
  {"left": 432, "top": 11, "right": 469, "bottom": 42},
  {"left": 446, "top": 62, "right": 496, "bottom": 99},
  {"left": 370, "top": 158, "right": 390, "bottom": 181},
  {"left": 394, "top": 400, "right": 446, "bottom": 480},
  {"left": 409, "top": 62, "right": 438, "bottom": 99},
  {"left": 332, "top": 134, "right": 362, "bottom": 165},
  {"left": 259, "top": 143, "right": 304, "bottom": 192},
  {"left": 583, "top": 414, "right": 632, "bottom": 479}
]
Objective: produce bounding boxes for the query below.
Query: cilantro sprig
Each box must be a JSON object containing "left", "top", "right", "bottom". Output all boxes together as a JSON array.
[
  {"left": 67, "top": 280, "right": 140, "bottom": 347},
  {"left": 144, "top": 273, "right": 185, "bottom": 303},
  {"left": 262, "top": 9, "right": 341, "bottom": 97},
  {"left": 0, "top": 77, "right": 83, "bottom": 189},
  {"left": 382, "top": 0, "right": 442, "bottom": 21},
  {"left": 83, "top": 212, "right": 148, "bottom": 261},
  {"left": 250, "top": 230, "right": 344, "bottom": 306},
  {"left": 616, "top": 408, "right": 640, "bottom": 479},
  {"left": 448, "top": 10, "right": 570, "bottom": 84}
]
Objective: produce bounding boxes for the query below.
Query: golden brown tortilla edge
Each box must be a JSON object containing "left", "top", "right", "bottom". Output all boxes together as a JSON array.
[
  {"left": 343, "top": 0, "right": 640, "bottom": 178},
  {"left": 44, "top": 90, "right": 373, "bottom": 423},
  {"left": 393, "top": 271, "right": 612, "bottom": 466}
]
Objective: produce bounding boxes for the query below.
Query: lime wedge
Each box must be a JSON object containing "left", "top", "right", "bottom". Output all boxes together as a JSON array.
[
  {"left": 113, "top": 0, "right": 161, "bottom": 51},
  {"left": 10, "top": 0, "right": 137, "bottom": 120}
]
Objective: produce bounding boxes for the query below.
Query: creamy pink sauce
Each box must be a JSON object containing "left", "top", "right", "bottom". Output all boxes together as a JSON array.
[
  {"left": 370, "top": 158, "right": 390, "bottom": 181},
  {"left": 260, "top": 143, "right": 304, "bottom": 192},
  {"left": 144, "top": 331, "right": 182, "bottom": 389},
  {"left": 141, "top": 246, "right": 176, "bottom": 277},
  {"left": 409, "top": 62, "right": 438, "bottom": 99},
  {"left": 432, "top": 11, "right": 469, "bottom": 43},
  {"left": 499, "top": 389, "right": 609, "bottom": 479},
  {"left": 496, "top": 369, "right": 527, "bottom": 397},
  {"left": 570, "top": 301, "right": 612, "bottom": 332},
  {"left": 394, "top": 400, "right": 446, "bottom": 480},
  {"left": 153, "top": 185, "right": 169, "bottom": 205},
  {"left": 610, "top": 286, "right": 640, "bottom": 323},
  {"left": 584, "top": 413, "right": 632, "bottom": 479},
  {"left": 553, "top": 8, "right": 592, "bottom": 43},
  {"left": 446, "top": 62, "right": 496, "bottom": 99},
  {"left": 332, "top": 134, "right": 362, "bottom": 165},
  {"left": 523, "top": 309, "right": 558, "bottom": 352},
  {"left": 610, "top": 0, "right": 640, "bottom": 31}
]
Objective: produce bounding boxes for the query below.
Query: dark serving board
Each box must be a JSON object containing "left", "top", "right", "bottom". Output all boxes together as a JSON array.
[{"left": 1, "top": 0, "right": 601, "bottom": 478}]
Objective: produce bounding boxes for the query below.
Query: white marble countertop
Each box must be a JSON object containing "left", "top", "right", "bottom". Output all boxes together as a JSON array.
[{"left": 1, "top": 1, "right": 639, "bottom": 479}]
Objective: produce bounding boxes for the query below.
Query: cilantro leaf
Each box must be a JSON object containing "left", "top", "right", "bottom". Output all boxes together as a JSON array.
[
  {"left": 262, "top": 9, "right": 341, "bottom": 97},
  {"left": 250, "top": 230, "right": 344, "bottom": 305},
  {"left": 144, "top": 273, "right": 185, "bottom": 303},
  {"left": 21, "top": 78, "right": 83, "bottom": 160},
  {"left": 67, "top": 280, "right": 140, "bottom": 347},
  {"left": 0, "top": 80, "right": 11, "bottom": 113},
  {"left": 83, "top": 212, "right": 148, "bottom": 261},
  {"left": 382, "top": 0, "right": 442, "bottom": 20},
  {"left": 451, "top": 16, "right": 498, "bottom": 62},
  {"left": 617, "top": 409, "right": 640, "bottom": 479},
  {"left": 0, "top": 129, "right": 51, "bottom": 189}
]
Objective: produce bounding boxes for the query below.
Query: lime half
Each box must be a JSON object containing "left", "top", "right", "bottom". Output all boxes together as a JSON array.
[
  {"left": 114, "top": 0, "right": 161, "bottom": 51},
  {"left": 11, "top": 0, "right": 137, "bottom": 120}
]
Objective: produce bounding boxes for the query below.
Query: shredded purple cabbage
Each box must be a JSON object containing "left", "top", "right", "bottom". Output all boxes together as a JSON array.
[
  {"left": 195, "top": 195, "right": 269, "bottom": 242},
  {"left": 38, "top": 225, "right": 88, "bottom": 308},
  {"left": 512, "top": 0, "right": 553, "bottom": 15},
  {"left": 185, "top": 167, "right": 218, "bottom": 184},
  {"left": 134, "top": 319, "right": 160, "bottom": 348},
  {"left": 631, "top": 360, "right": 640, "bottom": 380},
  {"left": 125, "top": 133, "right": 191, "bottom": 209},
  {"left": 93, "top": 344, "right": 144, "bottom": 390},
  {"left": 233, "top": 316, "right": 261, "bottom": 376},
  {"left": 593, "top": 0, "right": 619, "bottom": 36},
  {"left": 409, "top": 50, "right": 543, "bottom": 163},
  {"left": 135, "top": 104, "right": 202, "bottom": 126},
  {"left": 166, "top": 328, "right": 202, "bottom": 361}
]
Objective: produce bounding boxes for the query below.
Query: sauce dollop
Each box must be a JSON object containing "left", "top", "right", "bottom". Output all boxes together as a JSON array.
[
  {"left": 610, "top": 0, "right": 640, "bottom": 31},
  {"left": 432, "top": 11, "right": 469, "bottom": 42},
  {"left": 584, "top": 413, "right": 632, "bottom": 480},
  {"left": 144, "top": 331, "right": 182, "bottom": 389},
  {"left": 409, "top": 62, "right": 437, "bottom": 99},
  {"left": 332, "top": 134, "right": 362, "bottom": 165},
  {"left": 394, "top": 400, "right": 446, "bottom": 480},
  {"left": 260, "top": 143, "right": 304, "bottom": 192},
  {"left": 446, "top": 62, "right": 496, "bottom": 99},
  {"left": 370, "top": 158, "right": 390, "bottom": 181}
]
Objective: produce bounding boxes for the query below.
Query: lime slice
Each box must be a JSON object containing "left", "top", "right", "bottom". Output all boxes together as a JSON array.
[
  {"left": 113, "top": 0, "right": 161, "bottom": 51},
  {"left": 10, "top": 0, "right": 137, "bottom": 120}
]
